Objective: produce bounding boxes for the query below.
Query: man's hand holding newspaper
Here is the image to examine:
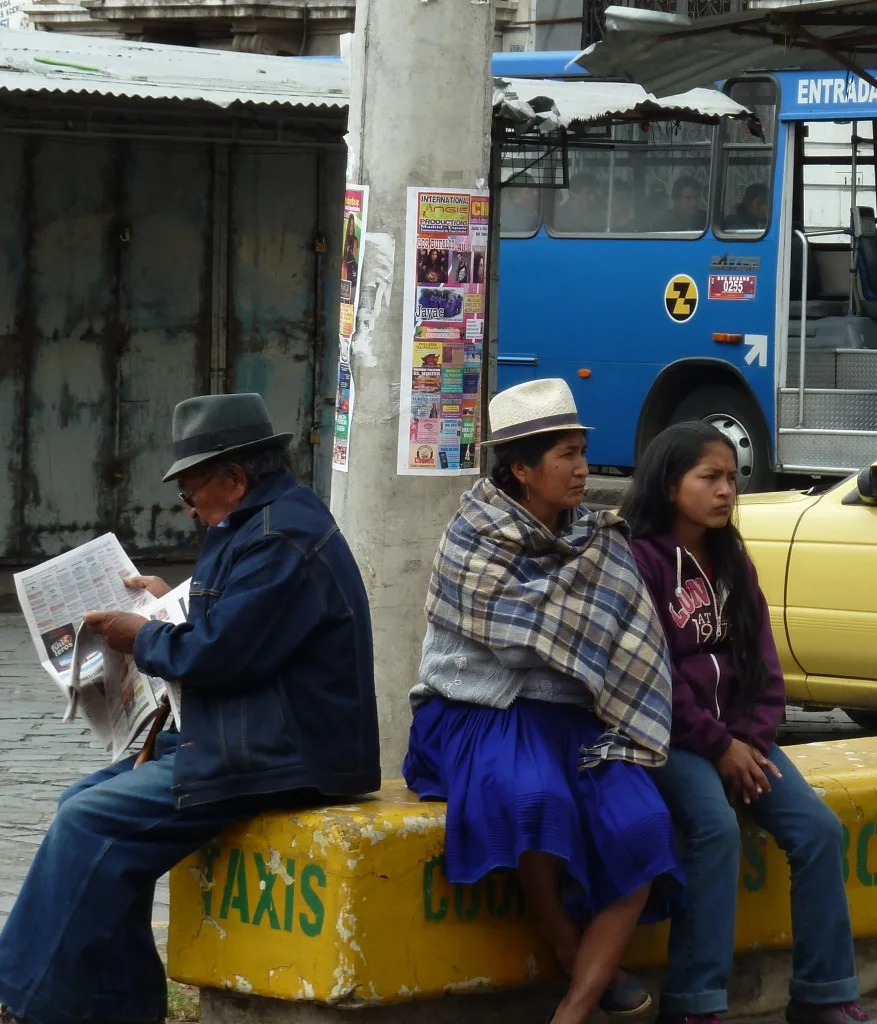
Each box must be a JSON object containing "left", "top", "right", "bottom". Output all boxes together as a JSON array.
[
  {"left": 15, "top": 534, "right": 190, "bottom": 763},
  {"left": 124, "top": 576, "right": 173, "bottom": 600},
  {"left": 83, "top": 609, "right": 150, "bottom": 655}
]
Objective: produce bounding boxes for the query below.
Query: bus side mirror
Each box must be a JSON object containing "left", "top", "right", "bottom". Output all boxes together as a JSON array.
[{"left": 856, "top": 463, "right": 877, "bottom": 504}]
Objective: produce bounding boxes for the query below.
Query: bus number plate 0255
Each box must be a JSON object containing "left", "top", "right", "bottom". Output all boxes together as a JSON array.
[{"left": 708, "top": 274, "right": 757, "bottom": 301}]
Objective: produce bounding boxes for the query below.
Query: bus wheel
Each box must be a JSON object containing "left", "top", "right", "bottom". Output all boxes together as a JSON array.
[{"left": 669, "top": 386, "right": 774, "bottom": 493}]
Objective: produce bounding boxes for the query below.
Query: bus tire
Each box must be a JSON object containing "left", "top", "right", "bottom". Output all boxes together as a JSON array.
[{"left": 668, "top": 385, "right": 774, "bottom": 493}]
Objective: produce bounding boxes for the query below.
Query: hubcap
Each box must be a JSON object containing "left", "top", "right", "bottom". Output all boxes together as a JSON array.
[{"left": 704, "top": 413, "right": 755, "bottom": 492}]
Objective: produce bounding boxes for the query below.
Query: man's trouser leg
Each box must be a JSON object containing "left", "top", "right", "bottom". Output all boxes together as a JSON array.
[{"left": 0, "top": 732, "right": 283, "bottom": 1024}]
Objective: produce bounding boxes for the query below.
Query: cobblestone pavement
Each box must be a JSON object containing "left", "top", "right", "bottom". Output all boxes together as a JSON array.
[
  {"left": 0, "top": 614, "right": 170, "bottom": 944},
  {"left": 0, "top": 611, "right": 869, "bottom": 945}
]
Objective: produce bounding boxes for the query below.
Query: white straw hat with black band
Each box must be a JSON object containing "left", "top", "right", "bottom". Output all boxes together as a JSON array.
[
  {"left": 480, "top": 378, "right": 593, "bottom": 448},
  {"left": 162, "top": 393, "right": 293, "bottom": 482}
]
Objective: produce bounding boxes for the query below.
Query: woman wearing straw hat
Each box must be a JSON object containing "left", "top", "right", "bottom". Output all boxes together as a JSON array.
[{"left": 404, "top": 379, "right": 682, "bottom": 1024}]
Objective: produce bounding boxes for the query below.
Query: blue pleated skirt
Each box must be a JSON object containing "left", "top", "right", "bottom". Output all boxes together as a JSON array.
[{"left": 403, "top": 696, "right": 683, "bottom": 923}]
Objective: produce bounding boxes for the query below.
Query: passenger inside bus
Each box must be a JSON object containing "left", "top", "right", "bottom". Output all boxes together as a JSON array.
[
  {"left": 726, "top": 182, "right": 769, "bottom": 231},
  {"left": 555, "top": 172, "right": 607, "bottom": 233},
  {"left": 657, "top": 176, "right": 707, "bottom": 232}
]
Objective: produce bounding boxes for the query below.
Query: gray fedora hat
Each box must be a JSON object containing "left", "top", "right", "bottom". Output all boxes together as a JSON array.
[{"left": 162, "top": 393, "right": 293, "bottom": 482}]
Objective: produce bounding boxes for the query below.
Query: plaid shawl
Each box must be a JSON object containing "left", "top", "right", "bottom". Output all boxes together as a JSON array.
[{"left": 425, "top": 478, "right": 672, "bottom": 768}]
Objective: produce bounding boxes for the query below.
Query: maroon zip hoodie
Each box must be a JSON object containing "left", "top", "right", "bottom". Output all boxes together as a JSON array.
[{"left": 630, "top": 533, "right": 785, "bottom": 762}]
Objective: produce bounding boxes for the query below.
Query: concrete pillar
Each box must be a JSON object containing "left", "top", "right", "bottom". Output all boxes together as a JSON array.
[{"left": 330, "top": 0, "right": 494, "bottom": 776}]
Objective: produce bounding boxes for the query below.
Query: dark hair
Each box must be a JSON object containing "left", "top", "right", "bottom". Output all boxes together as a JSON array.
[
  {"left": 743, "top": 182, "right": 768, "bottom": 204},
  {"left": 672, "top": 175, "right": 702, "bottom": 202},
  {"left": 207, "top": 444, "right": 292, "bottom": 488},
  {"left": 619, "top": 420, "right": 767, "bottom": 708},
  {"left": 490, "top": 430, "right": 570, "bottom": 502}
]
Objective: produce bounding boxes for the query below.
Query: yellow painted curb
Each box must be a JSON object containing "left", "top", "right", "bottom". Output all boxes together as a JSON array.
[{"left": 167, "top": 737, "right": 877, "bottom": 1003}]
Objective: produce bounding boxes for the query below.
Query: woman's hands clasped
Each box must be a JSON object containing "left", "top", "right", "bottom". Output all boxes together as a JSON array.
[{"left": 716, "top": 738, "right": 782, "bottom": 806}]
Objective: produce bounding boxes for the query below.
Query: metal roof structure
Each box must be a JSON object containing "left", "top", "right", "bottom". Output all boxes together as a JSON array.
[
  {"left": 493, "top": 75, "right": 754, "bottom": 130},
  {"left": 0, "top": 29, "right": 348, "bottom": 110},
  {"left": 572, "top": 0, "right": 877, "bottom": 97},
  {"left": 0, "top": 29, "right": 755, "bottom": 128}
]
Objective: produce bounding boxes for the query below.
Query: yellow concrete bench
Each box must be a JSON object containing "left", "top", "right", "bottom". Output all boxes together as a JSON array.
[{"left": 168, "top": 737, "right": 877, "bottom": 1019}]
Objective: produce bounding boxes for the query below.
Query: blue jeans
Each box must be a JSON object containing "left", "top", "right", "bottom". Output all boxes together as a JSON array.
[
  {"left": 0, "top": 732, "right": 294, "bottom": 1024},
  {"left": 654, "top": 744, "right": 858, "bottom": 1015}
]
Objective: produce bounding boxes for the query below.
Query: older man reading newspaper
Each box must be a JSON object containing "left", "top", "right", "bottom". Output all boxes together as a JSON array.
[{"left": 0, "top": 393, "right": 380, "bottom": 1024}]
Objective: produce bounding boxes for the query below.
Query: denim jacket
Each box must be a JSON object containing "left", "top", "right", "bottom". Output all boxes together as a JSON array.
[{"left": 134, "top": 472, "right": 380, "bottom": 808}]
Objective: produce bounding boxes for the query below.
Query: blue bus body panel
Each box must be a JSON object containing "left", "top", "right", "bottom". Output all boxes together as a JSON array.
[
  {"left": 497, "top": 231, "right": 780, "bottom": 466},
  {"left": 286, "top": 52, "right": 582, "bottom": 75},
  {"left": 491, "top": 51, "right": 588, "bottom": 78}
]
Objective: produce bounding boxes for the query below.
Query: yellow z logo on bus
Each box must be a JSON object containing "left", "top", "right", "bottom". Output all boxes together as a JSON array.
[{"left": 664, "top": 274, "right": 698, "bottom": 323}]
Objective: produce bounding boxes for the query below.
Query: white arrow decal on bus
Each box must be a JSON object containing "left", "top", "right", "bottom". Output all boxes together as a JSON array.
[{"left": 744, "top": 334, "right": 768, "bottom": 368}]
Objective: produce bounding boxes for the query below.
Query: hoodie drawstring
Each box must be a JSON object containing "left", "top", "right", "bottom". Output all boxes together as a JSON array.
[{"left": 676, "top": 544, "right": 723, "bottom": 719}]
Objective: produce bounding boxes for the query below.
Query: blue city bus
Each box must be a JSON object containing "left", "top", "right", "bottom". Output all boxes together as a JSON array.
[{"left": 491, "top": 52, "right": 877, "bottom": 489}]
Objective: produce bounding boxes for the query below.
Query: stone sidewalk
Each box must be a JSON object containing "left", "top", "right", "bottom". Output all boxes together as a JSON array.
[
  {"left": 0, "top": 614, "right": 170, "bottom": 945},
  {"left": 0, "top": 610, "right": 867, "bottom": 950}
]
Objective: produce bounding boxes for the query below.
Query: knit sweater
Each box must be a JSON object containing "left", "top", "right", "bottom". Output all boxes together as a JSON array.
[{"left": 410, "top": 622, "right": 591, "bottom": 711}]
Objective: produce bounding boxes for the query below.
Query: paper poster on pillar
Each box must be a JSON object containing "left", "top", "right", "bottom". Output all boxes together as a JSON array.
[
  {"left": 397, "top": 188, "right": 489, "bottom": 475},
  {"left": 332, "top": 185, "right": 369, "bottom": 473}
]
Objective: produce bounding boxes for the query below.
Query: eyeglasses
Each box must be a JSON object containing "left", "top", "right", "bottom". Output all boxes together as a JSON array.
[{"left": 178, "top": 472, "right": 216, "bottom": 509}]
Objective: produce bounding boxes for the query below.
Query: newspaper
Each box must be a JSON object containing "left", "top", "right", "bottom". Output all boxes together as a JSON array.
[
  {"left": 69, "top": 623, "right": 159, "bottom": 761},
  {"left": 141, "top": 581, "right": 189, "bottom": 730},
  {"left": 15, "top": 534, "right": 191, "bottom": 761}
]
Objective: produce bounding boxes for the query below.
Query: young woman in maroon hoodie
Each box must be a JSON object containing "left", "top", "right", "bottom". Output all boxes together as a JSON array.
[{"left": 620, "top": 421, "right": 868, "bottom": 1024}]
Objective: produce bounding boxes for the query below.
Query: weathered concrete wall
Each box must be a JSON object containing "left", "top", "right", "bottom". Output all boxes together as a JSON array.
[{"left": 0, "top": 127, "right": 344, "bottom": 563}]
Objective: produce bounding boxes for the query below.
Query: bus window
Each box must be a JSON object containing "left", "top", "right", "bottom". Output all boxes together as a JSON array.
[
  {"left": 500, "top": 186, "right": 541, "bottom": 236},
  {"left": 547, "top": 121, "right": 714, "bottom": 237},
  {"left": 643, "top": 122, "right": 713, "bottom": 233},
  {"left": 499, "top": 147, "right": 542, "bottom": 237},
  {"left": 550, "top": 151, "right": 611, "bottom": 233},
  {"left": 715, "top": 78, "right": 778, "bottom": 238}
]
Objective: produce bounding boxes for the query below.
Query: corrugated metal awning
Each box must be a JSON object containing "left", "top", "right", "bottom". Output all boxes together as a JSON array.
[
  {"left": 493, "top": 75, "right": 754, "bottom": 130},
  {"left": 572, "top": 0, "right": 877, "bottom": 97},
  {"left": 0, "top": 29, "right": 348, "bottom": 110},
  {"left": 0, "top": 29, "right": 756, "bottom": 124}
]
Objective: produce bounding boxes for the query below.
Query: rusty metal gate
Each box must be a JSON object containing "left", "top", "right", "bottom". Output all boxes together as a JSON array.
[{"left": 0, "top": 132, "right": 342, "bottom": 563}]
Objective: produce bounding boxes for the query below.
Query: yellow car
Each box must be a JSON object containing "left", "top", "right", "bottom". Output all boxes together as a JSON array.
[{"left": 736, "top": 464, "right": 877, "bottom": 729}]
